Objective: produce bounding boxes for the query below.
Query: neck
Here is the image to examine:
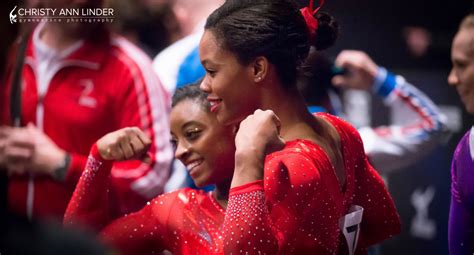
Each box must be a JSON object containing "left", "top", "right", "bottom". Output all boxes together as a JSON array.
[
  {"left": 213, "top": 181, "right": 231, "bottom": 209},
  {"left": 40, "top": 23, "right": 83, "bottom": 51},
  {"left": 260, "top": 83, "right": 316, "bottom": 141}
]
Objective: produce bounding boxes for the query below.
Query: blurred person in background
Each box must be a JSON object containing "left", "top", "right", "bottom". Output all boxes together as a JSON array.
[
  {"left": 152, "top": 0, "right": 223, "bottom": 95},
  {"left": 447, "top": 12, "right": 474, "bottom": 255},
  {"left": 0, "top": 0, "right": 173, "bottom": 221},
  {"left": 299, "top": 50, "right": 450, "bottom": 174},
  {"left": 106, "top": 0, "right": 179, "bottom": 58}
]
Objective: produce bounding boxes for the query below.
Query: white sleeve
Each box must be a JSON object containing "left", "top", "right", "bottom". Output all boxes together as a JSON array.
[
  {"left": 152, "top": 30, "right": 204, "bottom": 95},
  {"left": 360, "top": 70, "right": 450, "bottom": 174}
]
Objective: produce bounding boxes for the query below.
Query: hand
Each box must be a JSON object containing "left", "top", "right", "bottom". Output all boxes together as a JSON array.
[
  {"left": 232, "top": 110, "right": 285, "bottom": 186},
  {"left": 26, "top": 123, "right": 67, "bottom": 176},
  {"left": 0, "top": 126, "right": 12, "bottom": 169},
  {"left": 332, "top": 50, "right": 379, "bottom": 91},
  {"left": 2, "top": 126, "right": 34, "bottom": 175},
  {"left": 97, "top": 127, "right": 151, "bottom": 162},
  {"left": 4, "top": 124, "right": 67, "bottom": 176}
]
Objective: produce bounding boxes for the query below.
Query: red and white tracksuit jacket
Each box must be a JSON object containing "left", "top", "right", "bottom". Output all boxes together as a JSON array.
[{"left": 1, "top": 28, "right": 173, "bottom": 219}]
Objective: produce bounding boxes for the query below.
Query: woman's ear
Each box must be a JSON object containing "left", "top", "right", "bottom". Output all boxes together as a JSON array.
[{"left": 252, "top": 56, "right": 269, "bottom": 83}]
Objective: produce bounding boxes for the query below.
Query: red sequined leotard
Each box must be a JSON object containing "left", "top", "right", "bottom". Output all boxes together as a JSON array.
[{"left": 64, "top": 113, "right": 400, "bottom": 254}]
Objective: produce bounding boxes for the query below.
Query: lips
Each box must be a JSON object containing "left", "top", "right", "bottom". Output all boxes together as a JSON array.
[
  {"left": 186, "top": 159, "right": 204, "bottom": 175},
  {"left": 207, "top": 97, "right": 222, "bottom": 113}
]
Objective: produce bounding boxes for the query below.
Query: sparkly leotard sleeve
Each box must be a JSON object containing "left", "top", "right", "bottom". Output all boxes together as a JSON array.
[
  {"left": 63, "top": 144, "right": 167, "bottom": 253},
  {"left": 64, "top": 144, "right": 115, "bottom": 231}
]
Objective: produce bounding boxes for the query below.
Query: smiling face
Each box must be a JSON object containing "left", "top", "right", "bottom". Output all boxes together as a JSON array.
[
  {"left": 170, "top": 99, "right": 235, "bottom": 187},
  {"left": 199, "top": 30, "right": 260, "bottom": 125},
  {"left": 448, "top": 28, "right": 474, "bottom": 114}
]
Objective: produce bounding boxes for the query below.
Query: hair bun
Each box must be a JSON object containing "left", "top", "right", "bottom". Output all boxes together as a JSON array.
[{"left": 313, "top": 12, "right": 339, "bottom": 50}]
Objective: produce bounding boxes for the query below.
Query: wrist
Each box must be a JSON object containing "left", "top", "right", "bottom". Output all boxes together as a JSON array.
[
  {"left": 231, "top": 150, "right": 264, "bottom": 188},
  {"left": 52, "top": 152, "right": 71, "bottom": 181},
  {"left": 234, "top": 147, "right": 264, "bottom": 170},
  {"left": 41, "top": 148, "right": 66, "bottom": 175},
  {"left": 372, "top": 67, "right": 397, "bottom": 98},
  {"left": 371, "top": 67, "right": 387, "bottom": 93}
]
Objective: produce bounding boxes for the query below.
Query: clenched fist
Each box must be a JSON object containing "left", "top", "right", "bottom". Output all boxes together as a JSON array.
[
  {"left": 235, "top": 109, "right": 286, "bottom": 159},
  {"left": 97, "top": 127, "right": 151, "bottom": 162},
  {"left": 231, "top": 110, "right": 286, "bottom": 188}
]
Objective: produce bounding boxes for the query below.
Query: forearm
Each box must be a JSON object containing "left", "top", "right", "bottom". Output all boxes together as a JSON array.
[
  {"left": 110, "top": 154, "right": 172, "bottom": 214},
  {"left": 374, "top": 67, "right": 447, "bottom": 134},
  {"left": 64, "top": 143, "right": 114, "bottom": 231},
  {"left": 224, "top": 180, "right": 278, "bottom": 254},
  {"left": 362, "top": 67, "right": 450, "bottom": 172}
]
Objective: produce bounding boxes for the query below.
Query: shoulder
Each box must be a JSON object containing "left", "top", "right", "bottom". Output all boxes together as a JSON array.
[
  {"left": 106, "top": 36, "right": 166, "bottom": 94},
  {"left": 265, "top": 140, "right": 324, "bottom": 179},
  {"left": 266, "top": 140, "right": 316, "bottom": 160},
  {"left": 316, "top": 113, "right": 358, "bottom": 134},
  {"left": 316, "top": 112, "right": 364, "bottom": 148},
  {"left": 108, "top": 36, "right": 156, "bottom": 76},
  {"left": 470, "top": 127, "right": 474, "bottom": 160},
  {"left": 454, "top": 128, "right": 474, "bottom": 161}
]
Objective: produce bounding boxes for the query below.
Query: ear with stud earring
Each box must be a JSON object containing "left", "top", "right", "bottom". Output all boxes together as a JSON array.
[{"left": 255, "top": 76, "right": 262, "bottom": 82}]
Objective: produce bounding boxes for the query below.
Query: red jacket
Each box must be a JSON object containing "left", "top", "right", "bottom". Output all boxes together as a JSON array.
[{"left": 1, "top": 27, "right": 173, "bottom": 219}]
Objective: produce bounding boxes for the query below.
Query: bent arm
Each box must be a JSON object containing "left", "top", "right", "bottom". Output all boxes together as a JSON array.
[{"left": 360, "top": 68, "right": 450, "bottom": 173}]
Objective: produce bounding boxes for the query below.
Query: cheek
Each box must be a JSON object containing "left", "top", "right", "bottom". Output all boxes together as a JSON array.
[
  {"left": 468, "top": 90, "right": 474, "bottom": 104},
  {"left": 213, "top": 77, "right": 233, "bottom": 97},
  {"left": 215, "top": 68, "right": 248, "bottom": 95},
  {"left": 468, "top": 69, "right": 474, "bottom": 84}
]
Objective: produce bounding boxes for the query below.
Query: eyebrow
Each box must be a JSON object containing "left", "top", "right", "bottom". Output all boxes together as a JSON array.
[
  {"left": 202, "top": 59, "right": 224, "bottom": 67},
  {"left": 182, "top": 121, "right": 202, "bottom": 131},
  {"left": 201, "top": 60, "right": 215, "bottom": 67}
]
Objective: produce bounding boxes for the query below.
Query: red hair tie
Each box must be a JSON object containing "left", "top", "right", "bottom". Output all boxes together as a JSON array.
[{"left": 300, "top": 0, "right": 325, "bottom": 43}]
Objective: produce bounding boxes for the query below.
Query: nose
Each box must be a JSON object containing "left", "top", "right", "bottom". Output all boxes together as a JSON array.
[
  {"left": 200, "top": 76, "right": 211, "bottom": 93},
  {"left": 175, "top": 141, "right": 190, "bottom": 162},
  {"left": 448, "top": 68, "right": 459, "bottom": 87}
]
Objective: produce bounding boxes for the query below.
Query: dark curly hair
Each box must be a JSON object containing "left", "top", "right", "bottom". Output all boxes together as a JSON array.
[
  {"left": 205, "top": 0, "right": 339, "bottom": 87},
  {"left": 172, "top": 80, "right": 209, "bottom": 110}
]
